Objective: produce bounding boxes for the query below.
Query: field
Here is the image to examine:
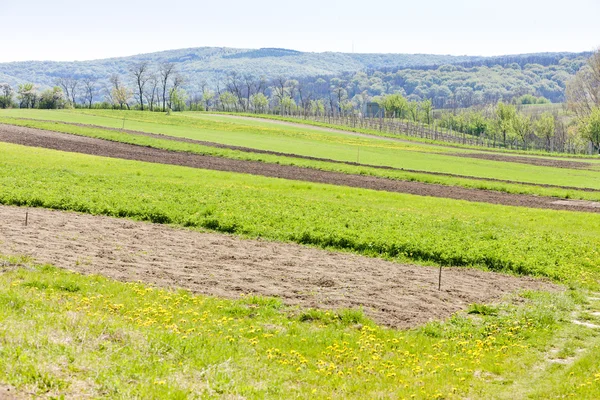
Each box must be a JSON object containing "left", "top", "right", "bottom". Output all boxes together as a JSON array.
[{"left": 1, "top": 109, "right": 600, "bottom": 398}]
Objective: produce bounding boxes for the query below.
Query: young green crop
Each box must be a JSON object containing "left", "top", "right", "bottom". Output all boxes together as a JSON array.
[
  {"left": 2, "top": 116, "right": 599, "bottom": 202},
  {"left": 1, "top": 109, "right": 599, "bottom": 189},
  {"left": 1, "top": 142, "right": 599, "bottom": 286}
]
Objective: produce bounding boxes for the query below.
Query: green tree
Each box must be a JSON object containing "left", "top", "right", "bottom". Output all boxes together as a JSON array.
[
  {"left": 378, "top": 94, "right": 408, "bottom": 118},
  {"left": 38, "top": 87, "right": 66, "bottom": 109},
  {"left": 219, "top": 91, "right": 236, "bottom": 111},
  {"left": 512, "top": 113, "right": 532, "bottom": 148},
  {"left": 420, "top": 99, "right": 433, "bottom": 124},
  {"left": 0, "top": 83, "right": 13, "bottom": 108},
  {"left": 496, "top": 102, "right": 516, "bottom": 146},
  {"left": 407, "top": 102, "right": 419, "bottom": 122},
  {"left": 17, "top": 83, "right": 38, "bottom": 109},
  {"left": 250, "top": 93, "right": 268, "bottom": 113},
  {"left": 534, "top": 112, "right": 556, "bottom": 151},
  {"left": 169, "top": 88, "right": 187, "bottom": 111},
  {"left": 580, "top": 108, "right": 600, "bottom": 153}
]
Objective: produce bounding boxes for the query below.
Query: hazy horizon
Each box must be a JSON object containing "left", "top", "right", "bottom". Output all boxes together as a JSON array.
[
  {"left": 1, "top": 0, "right": 598, "bottom": 63},
  {"left": 0, "top": 45, "right": 595, "bottom": 65}
]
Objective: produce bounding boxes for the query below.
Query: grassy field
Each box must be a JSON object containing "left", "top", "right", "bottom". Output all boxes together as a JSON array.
[
  {"left": 2, "top": 116, "right": 600, "bottom": 203},
  {"left": 1, "top": 141, "right": 599, "bottom": 285},
  {"left": 2, "top": 257, "right": 600, "bottom": 399},
  {"left": 209, "top": 110, "right": 590, "bottom": 159},
  {"left": 1, "top": 109, "right": 599, "bottom": 191},
  {"left": 2, "top": 109, "right": 600, "bottom": 398}
]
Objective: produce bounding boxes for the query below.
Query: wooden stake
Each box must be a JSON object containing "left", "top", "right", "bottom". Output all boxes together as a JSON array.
[
  {"left": 438, "top": 265, "right": 442, "bottom": 291},
  {"left": 25, "top": 211, "right": 28, "bottom": 226}
]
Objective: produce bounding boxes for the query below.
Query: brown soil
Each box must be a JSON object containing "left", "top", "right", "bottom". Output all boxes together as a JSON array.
[
  {"left": 1, "top": 124, "right": 599, "bottom": 213},
  {"left": 0, "top": 205, "right": 557, "bottom": 328},
  {"left": 450, "top": 152, "right": 596, "bottom": 170},
  {"left": 0, "top": 385, "right": 25, "bottom": 400},
  {"left": 42, "top": 120, "right": 600, "bottom": 193}
]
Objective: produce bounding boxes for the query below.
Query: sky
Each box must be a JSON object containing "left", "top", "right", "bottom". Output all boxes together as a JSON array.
[{"left": 1, "top": 0, "right": 599, "bottom": 62}]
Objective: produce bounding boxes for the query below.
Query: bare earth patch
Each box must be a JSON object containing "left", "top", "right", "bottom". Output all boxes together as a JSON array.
[
  {"left": 0, "top": 205, "right": 556, "bottom": 328},
  {"left": 0, "top": 384, "right": 25, "bottom": 399}
]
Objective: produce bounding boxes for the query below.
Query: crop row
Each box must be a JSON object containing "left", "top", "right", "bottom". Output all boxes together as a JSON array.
[{"left": 1, "top": 142, "right": 599, "bottom": 286}]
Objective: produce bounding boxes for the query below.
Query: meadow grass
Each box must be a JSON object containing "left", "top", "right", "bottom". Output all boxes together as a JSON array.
[
  {"left": 1, "top": 258, "right": 599, "bottom": 399},
  {"left": 1, "top": 109, "right": 599, "bottom": 189},
  {"left": 1, "top": 142, "right": 599, "bottom": 286},
  {"left": 2, "top": 116, "right": 600, "bottom": 202},
  {"left": 2, "top": 119, "right": 600, "bottom": 398},
  {"left": 223, "top": 111, "right": 600, "bottom": 161}
]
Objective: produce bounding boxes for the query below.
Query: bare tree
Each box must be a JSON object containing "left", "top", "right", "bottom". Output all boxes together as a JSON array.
[
  {"left": 256, "top": 76, "right": 267, "bottom": 95},
  {"left": 226, "top": 72, "right": 245, "bottom": 111},
  {"left": 243, "top": 75, "right": 256, "bottom": 109},
  {"left": 566, "top": 48, "right": 600, "bottom": 120},
  {"left": 82, "top": 78, "right": 97, "bottom": 109},
  {"left": 272, "top": 76, "right": 288, "bottom": 114},
  {"left": 56, "top": 77, "right": 79, "bottom": 107},
  {"left": 297, "top": 81, "right": 313, "bottom": 116},
  {"left": 144, "top": 73, "right": 159, "bottom": 111},
  {"left": 131, "top": 61, "right": 150, "bottom": 111},
  {"left": 159, "top": 62, "right": 176, "bottom": 112}
]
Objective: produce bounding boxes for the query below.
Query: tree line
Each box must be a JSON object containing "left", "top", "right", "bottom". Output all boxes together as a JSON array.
[{"left": 0, "top": 50, "right": 598, "bottom": 154}]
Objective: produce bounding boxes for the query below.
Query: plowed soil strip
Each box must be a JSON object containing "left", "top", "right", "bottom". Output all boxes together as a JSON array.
[
  {"left": 0, "top": 205, "right": 557, "bottom": 328},
  {"left": 1, "top": 124, "right": 599, "bottom": 213},
  {"left": 25, "top": 119, "right": 600, "bottom": 193}
]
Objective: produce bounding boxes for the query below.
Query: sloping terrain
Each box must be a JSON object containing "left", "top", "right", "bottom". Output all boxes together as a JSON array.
[
  {"left": 0, "top": 205, "right": 556, "bottom": 328},
  {"left": 1, "top": 123, "right": 599, "bottom": 212}
]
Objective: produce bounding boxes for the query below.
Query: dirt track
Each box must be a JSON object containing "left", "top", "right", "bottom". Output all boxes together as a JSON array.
[
  {"left": 1, "top": 124, "right": 599, "bottom": 213},
  {"left": 0, "top": 205, "right": 557, "bottom": 328}
]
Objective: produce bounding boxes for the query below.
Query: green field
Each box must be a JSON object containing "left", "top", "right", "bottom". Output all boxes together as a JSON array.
[
  {"left": 1, "top": 109, "right": 599, "bottom": 191},
  {"left": 1, "top": 141, "right": 599, "bottom": 284},
  {"left": 3, "top": 116, "right": 600, "bottom": 203},
  {"left": 2, "top": 110, "right": 600, "bottom": 398}
]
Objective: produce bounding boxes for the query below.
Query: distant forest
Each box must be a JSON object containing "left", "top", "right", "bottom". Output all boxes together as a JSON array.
[
  {"left": 291, "top": 53, "right": 588, "bottom": 110},
  {"left": 0, "top": 48, "right": 590, "bottom": 111}
]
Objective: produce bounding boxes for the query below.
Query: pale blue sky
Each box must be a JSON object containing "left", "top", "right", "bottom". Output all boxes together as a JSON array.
[{"left": 1, "top": 0, "right": 598, "bottom": 62}]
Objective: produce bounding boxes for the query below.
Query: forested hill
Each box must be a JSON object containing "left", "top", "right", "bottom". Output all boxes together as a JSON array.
[{"left": 0, "top": 47, "right": 590, "bottom": 106}]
